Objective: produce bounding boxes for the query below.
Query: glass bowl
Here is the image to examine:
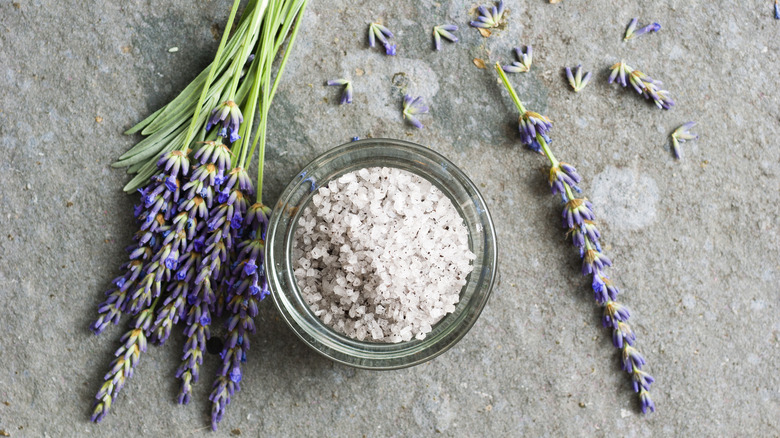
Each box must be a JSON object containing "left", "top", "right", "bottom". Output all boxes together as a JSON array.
[{"left": 265, "top": 138, "right": 497, "bottom": 370}]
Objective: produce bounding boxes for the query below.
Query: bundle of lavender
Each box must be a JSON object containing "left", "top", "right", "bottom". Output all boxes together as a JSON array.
[
  {"left": 495, "top": 63, "right": 656, "bottom": 413},
  {"left": 89, "top": 0, "right": 309, "bottom": 430}
]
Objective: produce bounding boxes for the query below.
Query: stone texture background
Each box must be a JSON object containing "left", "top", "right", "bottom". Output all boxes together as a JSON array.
[{"left": 1, "top": 0, "right": 778, "bottom": 436}]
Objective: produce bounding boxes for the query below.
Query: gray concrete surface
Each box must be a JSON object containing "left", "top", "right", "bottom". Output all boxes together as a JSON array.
[{"left": 1, "top": 0, "right": 778, "bottom": 436}]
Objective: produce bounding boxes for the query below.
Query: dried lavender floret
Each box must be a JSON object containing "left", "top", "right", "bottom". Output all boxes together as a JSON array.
[
  {"left": 433, "top": 24, "right": 458, "bottom": 50},
  {"left": 470, "top": 0, "right": 506, "bottom": 29},
  {"left": 206, "top": 100, "right": 244, "bottom": 143},
  {"left": 670, "top": 121, "right": 698, "bottom": 159},
  {"left": 326, "top": 79, "right": 353, "bottom": 105},
  {"left": 502, "top": 45, "right": 532, "bottom": 73},
  {"left": 565, "top": 64, "right": 592, "bottom": 92},
  {"left": 402, "top": 94, "right": 429, "bottom": 129},
  {"left": 624, "top": 18, "right": 661, "bottom": 40},
  {"left": 368, "top": 22, "right": 396, "bottom": 56}
]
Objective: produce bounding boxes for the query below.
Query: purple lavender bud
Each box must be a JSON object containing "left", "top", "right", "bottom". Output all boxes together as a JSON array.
[
  {"left": 623, "top": 17, "right": 638, "bottom": 40},
  {"left": 207, "top": 101, "right": 243, "bottom": 143},
  {"left": 640, "top": 390, "right": 655, "bottom": 413},
  {"left": 368, "top": 22, "right": 396, "bottom": 55},
  {"left": 621, "top": 345, "right": 646, "bottom": 372},
  {"left": 775, "top": 0, "right": 780, "bottom": 19},
  {"left": 634, "top": 22, "right": 661, "bottom": 36},
  {"left": 229, "top": 367, "right": 242, "bottom": 383},
  {"left": 503, "top": 46, "right": 532, "bottom": 73},
  {"left": 470, "top": 1, "right": 506, "bottom": 29},
  {"left": 402, "top": 94, "right": 429, "bottom": 129},
  {"left": 243, "top": 259, "right": 257, "bottom": 276},
  {"left": 612, "top": 321, "right": 636, "bottom": 349},
  {"left": 631, "top": 367, "right": 654, "bottom": 392},
  {"left": 517, "top": 110, "right": 551, "bottom": 152},
  {"left": 562, "top": 198, "right": 595, "bottom": 229},
  {"left": 326, "top": 79, "right": 353, "bottom": 105},
  {"left": 433, "top": 24, "right": 458, "bottom": 51},
  {"left": 603, "top": 301, "right": 631, "bottom": 329},
  {"left": 582, "top": 249, "right": 612, "bottom": 275}
]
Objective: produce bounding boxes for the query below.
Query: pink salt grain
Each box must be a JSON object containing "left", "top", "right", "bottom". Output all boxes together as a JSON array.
[{"left": 292, "top": 167, "right": 475, "bottom": 343}]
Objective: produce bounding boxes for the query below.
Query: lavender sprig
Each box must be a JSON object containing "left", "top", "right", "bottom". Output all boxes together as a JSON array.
[
  {"left": 624, "top": 18, "right": 661, "bottom": 41},
  {"left": 368, "top": 22, "right": 396, "bottom": 56},
  {"left": 326, "top": 79, "right": 353, "bottom": 105},
  {"left": 209, "top": 203, "right": 269, "bottom": 430},
  {"left": 608, "top": 61, "right": 674, "bottom": 110},
  {"left": 470, "top": 1, "right": 506, "bottom": 29},
  {"left": 565, "top": 64, "right": 592, "bottom": 92},
  {"left": 496, "top": 62, "right": 656, "bottom": 414},
  {"left": 433, "top": 25, "right": 458, "bottom": 51},
  {"left": 402, "top": 95, "right": 429, "bottom": 129},
  {"left": 502, "top": 45, "right": 532, "bottom": 74},
  {"left": 670, "top": 121, "right": 698, "bottom": 159}
]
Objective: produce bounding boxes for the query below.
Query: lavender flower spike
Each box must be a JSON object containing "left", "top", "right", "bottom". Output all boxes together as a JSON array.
[
  {"left": 433, "top": 25, "right": 458, "bottom": 51},
  {"left": 624, "top": 18, "right": 661, "bottom": 40},
  {"left": 402, "top": 94, "right": 429, "bottom": 129},
  {"left": 670, "top": 121, "right": 698, "bottom": 159},
  {"left": 503, "top": 45, "right": 532, "bottom": 73},
  {"left": 207, "top": 100, "right": 244, "bottom": 143},
  {"left": 565, "top": 64, "right": 592, "bottom": 92},
  {"left": 91, "top": 305, "right": 155, "bottom": 423},
  {"left": 495, "top": 68, "right": 655, "bottom": 414},
  {"left": 368, "top": 22, "right": 396, "bottom": 56},
  {"left": 470, "top": 1, "right": 506, "bottom": 29},
  {"left": 326, "top": 79, "right": 353, "bottom": 105}
]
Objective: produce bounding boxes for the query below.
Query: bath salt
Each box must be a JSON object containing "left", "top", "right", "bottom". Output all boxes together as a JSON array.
[{"left": 292, "top": 167, "right": 476, "bottom": 343}]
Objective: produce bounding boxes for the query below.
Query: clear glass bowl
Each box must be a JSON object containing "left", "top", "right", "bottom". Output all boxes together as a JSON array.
[{"left": 265, "top": 138, "right": 497, "bottom": 370}]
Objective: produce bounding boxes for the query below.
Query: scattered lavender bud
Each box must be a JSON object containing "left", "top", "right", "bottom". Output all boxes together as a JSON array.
[
  {"left": 326, "top": 79, "right": 353, "bottom": 105},
  {"left": 624, "top": 17, "right": 638, "bottom": 40},
  {"left": 670, "top": 121, "right": 698, "bottom": 159},
  {"left": 470, "top": 0, "right": 507, "bottom": 29},
  {"left": 608, "top": 61, "right": 674, "bottom": 110},
  {"left": 565, "top": 64, "right": 592, "bottom": 92},
  {"left": 624, "top": 18, "right": 661, "bottom": 40},
  {"left": 775, "top": 0, "right": 780, "bottom": 19},
  {"left": 368, "top": 22, "right": 396, "bottom": 56},
  {"left": 433, "top": 24, "right": 458, "bottom": 50},
  {"left": 402, "top": 94, "right": 429, "bottom": 129},
  {"left": 495, "top": 63, "right": 656, "bottom": 413},
  {"left": 502, "top": 45, "right": 532, "bottom": 73}
]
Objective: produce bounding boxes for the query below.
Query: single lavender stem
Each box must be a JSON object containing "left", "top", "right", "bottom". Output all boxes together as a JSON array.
[
  {"left": 182, "top": 0, "right": 243, "bottom": 151},
  {"left": 497, "top": 71, "right": 656, "bottom": 414}
]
